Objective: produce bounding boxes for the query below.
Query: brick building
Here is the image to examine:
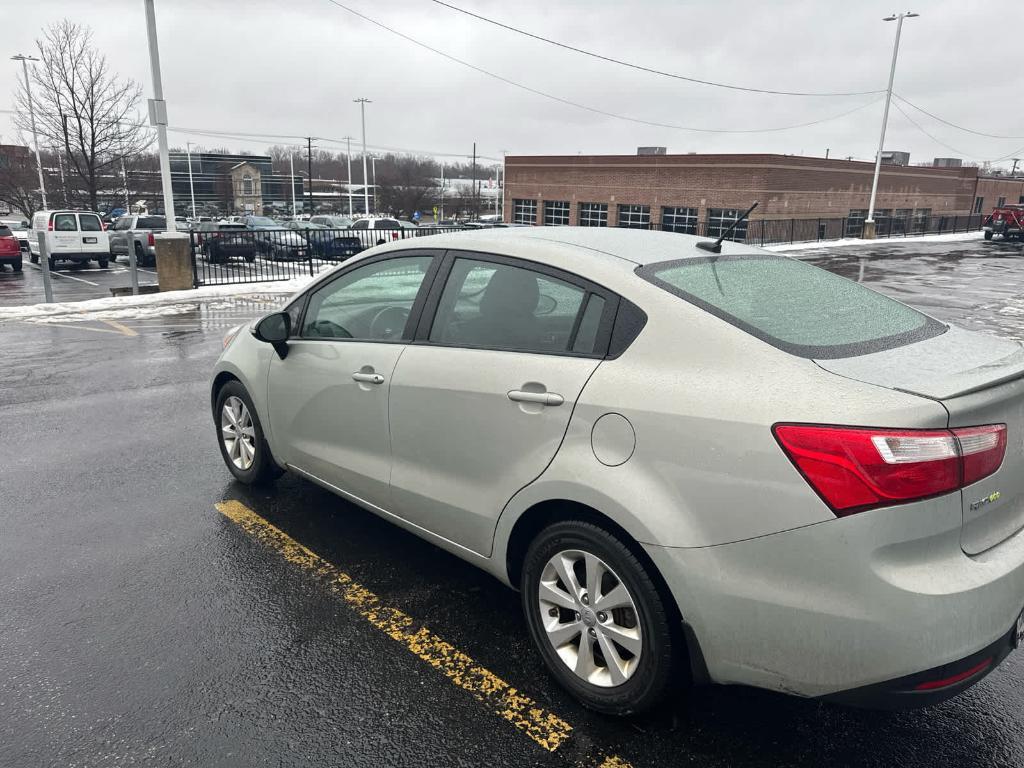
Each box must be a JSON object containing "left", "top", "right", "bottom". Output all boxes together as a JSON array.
[{"left": 503, "top": 153, "right": 1004, "bottom": 235}]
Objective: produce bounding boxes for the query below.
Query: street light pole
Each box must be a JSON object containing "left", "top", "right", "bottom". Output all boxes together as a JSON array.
[
  {"left": 371, "top": 156, "right": 377, "bottom": 215},
  {"left": 343, "top": 136, "right": 354, "bottom": 216},
  {"left": 289, "top": 151, "right": 297, "bottom": 218},
  {"left": 142, "top": 0, "right": 176, "bottom": 230},
  {"left": 864, "top": 11, "right": 918, "bottom": 239},
  {"left": 354, "top": 98, "right": 371, "bottom": 215},
  {"left": 11, "top": 54, "right": 47, "bottom": 210},
  {"left": 185, "top": 141, "right": 197, "bottom": 218}
]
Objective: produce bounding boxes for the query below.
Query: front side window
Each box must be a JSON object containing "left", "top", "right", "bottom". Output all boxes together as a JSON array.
[
  {"left": 578, "top": 203, "right": 607, "bottom": 227},
  {"left": 301, "top": 256, "right": 432, "bottom": 341},
  {"left": 53, "top": 213, "right": 77, "bottom": 231},
  {"left": 639, "top": 254, "right": 945, "bottom": 359},
  {"left": 429, "top": 258, "right": 588, "bottom": 354},
  {"left": 661, "top": 206, "right": 698, "bottom": 234},
  {"left": 617, "top": 204, "right": 650, "bottom": 229},
  {"left": 543, "top": 200, "right": 569, "bottom": 226},
  {"left": 513, "top": 199, "right": 537, "bottom": 225},
  {"left": 706, "top": 208, "right": 748, "bottom": 241},
  {"left": 114, "top": 217, "right": 132, "bottom": 231}
]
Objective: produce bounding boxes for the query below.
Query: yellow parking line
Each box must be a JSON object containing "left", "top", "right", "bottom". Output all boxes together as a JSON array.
[{"left": 215, "top": 500, "right": 635, "bottom": 766}]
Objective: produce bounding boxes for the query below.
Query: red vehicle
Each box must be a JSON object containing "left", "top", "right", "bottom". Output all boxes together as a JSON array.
[
  {"left": 983, "top": 204, "right": 1024, "bottom": 241},
  {"left": 0, "top": 224, "right": 22, "bottom": 272}
]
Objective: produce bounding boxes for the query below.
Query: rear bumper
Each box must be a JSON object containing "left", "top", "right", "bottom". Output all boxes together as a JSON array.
[
  {"left": 643, "top": 494, "right": 1024, "bottom": 701},
  {"left": 49, "top": 252, "right": 104, "bottom": 262}
]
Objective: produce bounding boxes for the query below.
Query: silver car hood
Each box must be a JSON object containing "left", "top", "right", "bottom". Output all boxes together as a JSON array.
[{"left": 815, "top": 326, "right": 1024, "bottom": 401}]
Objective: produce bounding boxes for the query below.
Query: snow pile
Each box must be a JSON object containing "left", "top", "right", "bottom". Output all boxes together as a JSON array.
[
  {"left": 0, "top": 275, "right": 315, "bottom": 322},
  {"left": 767, "top": 230, "right": 984, "bottom": 253}
]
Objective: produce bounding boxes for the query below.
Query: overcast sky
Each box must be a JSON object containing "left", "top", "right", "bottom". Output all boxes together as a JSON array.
[{"left": 2, "top": 0, "right": 1022, "bottom": 169}]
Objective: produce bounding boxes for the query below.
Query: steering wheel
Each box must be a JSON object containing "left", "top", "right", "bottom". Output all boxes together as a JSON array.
[
  {"left": 307, "top": 319, "right": 352, "bottom": 338},
  {"left": 369, "top": 305, "right": 410, "bottom": 340}
]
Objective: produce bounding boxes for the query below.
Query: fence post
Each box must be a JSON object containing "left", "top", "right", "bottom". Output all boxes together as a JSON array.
[
  {"left": 127, "top": 229, "right": 139, "bottom": 295},
  {"left": 36, "top": 232, "right": 53, "bottom": 303},
  {"left": 189, "top": 230, "right": 200, "bottom": 288},
  {"left": 790, "top": 218, "right": 795, "bottom": 244}
]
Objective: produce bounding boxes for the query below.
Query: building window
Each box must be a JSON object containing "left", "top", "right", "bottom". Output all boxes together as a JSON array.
[
  {"left": 543, "top": 200, "right": 570, "bottom": 226},
  {"left": 578, "top": 203, "right": 608, "bottom": 227},
  {"left": 241, "top": 174, "right": 254, "bottom": 196},
  {"left": 846, "top": 209, "right": 867, "bottom": 237},
  {"left": 1019, "top": 196, "right": 1024, "bottom": 204},
  {"left": 513, "top": 199, "right": 537, "bottom": 225},
  {"left": 892, "top": 208, "right": 912, "bottom": 233},
  {"left": 913, "top": 208, "right": 932, "bottom": 232},
  {"left": 661, "top": 206, "right": 698, "bottom": 234},
  {"left": 617, "top": 204, "right": 650, "bottom": 229},
  {"left": 997, "top": 196, "right": 1007, "bottom": 207},
  {"left": 707, "top": 208, "right": 749, "bottom": 241},
  {"left": 974, "top": 196, "right": 984, "bottom": 214}
]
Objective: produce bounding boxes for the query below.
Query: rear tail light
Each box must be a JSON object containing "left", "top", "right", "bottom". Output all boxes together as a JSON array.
[
  {"left": 773, "top": 423, "right": 1007, "bottom": 515},
  {"left": 147, "top": 232, "right": 155, "bottom": 246}
]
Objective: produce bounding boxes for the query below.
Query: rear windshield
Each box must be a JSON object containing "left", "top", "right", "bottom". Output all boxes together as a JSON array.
[
  {"left": 138, "top": 216, "right": 166, "bottom": 229},
  {"left": 0, "top": 226, "right": 12, "bottom": 237},
  {"left": 638, "top": 254, "right": 946, "bottom": 359},
  {"left": 79, "top": 215, "right": 102, "bottom": 232}
]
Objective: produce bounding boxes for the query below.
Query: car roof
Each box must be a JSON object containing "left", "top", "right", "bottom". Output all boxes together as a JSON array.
[{"left": 385, "top": 226, "right": 762, "bottom": 268}]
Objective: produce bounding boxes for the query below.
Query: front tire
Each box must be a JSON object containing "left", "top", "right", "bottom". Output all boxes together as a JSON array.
[
  {"left": 214, "top": 381, "right": 282, "bottom": 485},
  {"left": 521, "top": 521, "right": 681, "bottom": 716}
]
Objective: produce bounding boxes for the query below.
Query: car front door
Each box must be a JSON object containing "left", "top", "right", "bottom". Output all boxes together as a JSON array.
[
  {"left": 266, "top": 252, "right": 439, "bottom": 507},
  {"left": 387, "top": 253, "right": 617, "bottom": 555}
]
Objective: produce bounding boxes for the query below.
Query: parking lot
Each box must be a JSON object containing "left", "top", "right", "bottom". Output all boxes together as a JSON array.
[{"left": 3, "top": 236, "right": 1024, "bottom": 767}]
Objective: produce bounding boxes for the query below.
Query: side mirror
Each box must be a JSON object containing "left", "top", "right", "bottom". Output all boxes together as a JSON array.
[{"left": 254, "top": 311, "right": 290, "bottom": 359}]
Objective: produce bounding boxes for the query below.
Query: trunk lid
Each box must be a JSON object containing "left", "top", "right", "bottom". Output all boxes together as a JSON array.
[{"left": 815, "top": 325, "right": 1024, "bottom": 554}]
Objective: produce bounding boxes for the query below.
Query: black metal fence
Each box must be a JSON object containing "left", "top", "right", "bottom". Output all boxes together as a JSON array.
[{"left": 190, "top": 215, "right": 987, "bottom": 287}]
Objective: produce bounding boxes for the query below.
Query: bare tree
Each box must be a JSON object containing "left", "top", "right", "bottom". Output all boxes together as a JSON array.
[
  {"left": 13, "top": 21, "right": 153, "bottom": 213},
  {"left": 0, "top": 146, "right": 42, "bottom": 219}
]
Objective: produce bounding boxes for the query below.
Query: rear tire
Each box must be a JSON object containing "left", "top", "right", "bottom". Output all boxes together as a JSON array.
[
  {"left": 30, "top": 252, "right": 39, "bottom": 264},
  {"left": 13, "top": 256, "right": 22, "bottom": 272},
  {"left": 984, "top": 230, "right": 994, "bottom": 241},
  {"left": 521, "top": 520, "right": 682, "bottom": 716},
  {"left": 214, "top": 381, "right": 283, "bottom": 485},
  {"left": 135, "top": 242, "right": 148, "bottom": 268},
  {"left": 98, "top": 258, "right": 109, "bottom": 269},
  {"left": 47, "top": 256, "right": 55, "bottom": 270}
]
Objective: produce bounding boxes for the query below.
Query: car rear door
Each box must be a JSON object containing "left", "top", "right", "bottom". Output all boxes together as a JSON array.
[
  {"left": 49, "top": 212, "right": 80, "bottom": 254},
  {"left": 387, "top": 252, "right": 618, "bottom": 555},
  {"left": 76, "top": 213, "right": 109, "bottom": 255},
  {"left": 266, "top": 252, "right": 440, "bottom": 507}
]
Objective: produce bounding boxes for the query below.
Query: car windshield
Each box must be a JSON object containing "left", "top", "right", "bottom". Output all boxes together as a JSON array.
[{"left": 639, "top": 254, "right": 946, "bottom": 359}]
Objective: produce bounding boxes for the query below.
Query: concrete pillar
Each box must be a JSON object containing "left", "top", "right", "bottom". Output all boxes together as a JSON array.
[
  {"left": 861, "top": 221, "right": 877, "bottom": 240},
  {"left": 154, "top": 231, "right": 194, "bottom": 291}
]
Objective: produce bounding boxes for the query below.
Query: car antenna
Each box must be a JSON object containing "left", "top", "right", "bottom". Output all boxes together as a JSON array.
[{"left": 696, "top": 201, "right": 759, "bottom": 254}]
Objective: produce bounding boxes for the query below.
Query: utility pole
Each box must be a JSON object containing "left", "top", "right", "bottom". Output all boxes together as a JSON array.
[
  {"left": 825, "top": 148, "right": 830, "bottom": 160},
  {"left": 354, "top": 98, "right": 371, "bottom": 215},
  {"left": 120, "top": 155, "right": 129, "bottom": 211},
  {"left": 306, "top": 137, "right": 314, "bottom": 215},
  {"left": 289, "top": 151, "right": 297, "bottom": 218},
  {"left": 371, "top": 156, "right": 377, "bottom": 215},
  {"left": 1012, "top": 158, "right": 1021, "bottom": 177},
  {"left": 143, "top": 0, "right": 176, "bottom": 229},
  {"left": 864, "top": 11, "right": 919, "bottom": 239},
  {"left": 439, "top": 164, "right": 445, "bottom": 222},
  {"left": 11, "top": 54, "right": 47, "bottom": 210},
  {"left": 185, "top": 141, "right": 197, "bottom": 218},
  {"left": 56, "top": 144, "right": 68, "bottom": 207},
  {"left": 343, "top": 136, "right": 354, "bottom": 216},
  {"left": 472, "top": 142, "right": 477, "bottom": 220}
]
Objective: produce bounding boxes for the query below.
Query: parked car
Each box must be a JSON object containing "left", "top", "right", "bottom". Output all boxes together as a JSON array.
[
  {"left": 29, "top": 210, "right": 110, "bottom": 269},
  {"left": 983, "top": 204, "right": 1024, "bottom": 241},
  {"left": 196, "top": 221, "right": 256, "bottom": 264},
  {"left": 109, "top": 214, "right": 167, "bottom": 267},
  {"left": 350, "top": 216, "right": 415, "bottom": 246},
  {"left": 308, "top": 215, "right": 355, "bottom": 229},
  {"left": 0, "top": 217, "right": 31, "bottom": 252},
  {"left": 284, "top": 220, "right": 363, "bottom": 260},
  {"left": 209, "top": 227, "right": 1024, "bottom": 714},
  {"left": 240, "top": 215, "right": 310, "bottom": 261},
  {"left": 0, "top": 224, "right": 22, "bottom": 271}
]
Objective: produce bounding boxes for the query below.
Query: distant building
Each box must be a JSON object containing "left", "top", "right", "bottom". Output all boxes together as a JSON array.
[
  {"left": 881, "top": 150, "right": 911, "bottom": 166},
  {"left": 167, "top": 151, "right": 302, "bottom": 215},
  {"left": 933, "top": 157, "right": 963, "bottom": 168},
  {"left": 637, "top": 147, "right": 667, "bottom": 156}
]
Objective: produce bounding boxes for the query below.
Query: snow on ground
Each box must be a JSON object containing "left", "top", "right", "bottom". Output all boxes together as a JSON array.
[
  {"left": 0, "top": 230, "right": 990, "bottom": 323},
  {"left": 766, "top": 230, "right": 983, "bottom": 253}
]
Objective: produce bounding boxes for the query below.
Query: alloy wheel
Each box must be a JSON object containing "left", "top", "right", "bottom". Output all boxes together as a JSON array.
[
  {"left": 537, "top": 549, "right": 643, "bottom": 687},
  {"left": 220, "top": 395, "right": 256, "bottom": 470}
]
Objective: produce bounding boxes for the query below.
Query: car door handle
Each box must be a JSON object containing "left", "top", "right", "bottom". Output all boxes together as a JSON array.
[
  {"left": 507, "top": 390, "right": 564, "bottom": 406},
  {"left": 352, "top": 372, "right": 385, "bottom": 384}
]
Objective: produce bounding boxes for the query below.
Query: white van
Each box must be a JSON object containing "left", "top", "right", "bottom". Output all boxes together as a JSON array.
[{"left": 29, "top": 210, "right": 111, "bottom": 269}]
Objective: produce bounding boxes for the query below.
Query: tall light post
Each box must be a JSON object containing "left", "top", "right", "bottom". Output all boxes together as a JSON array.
[
  {"left": 342, "top": 135, "right": 354, "bottom": 216},
  {"left": 185, "top": 141, "right": 197, "bottom": 218},
  {"left": 354, "top": 98, "right": 371, "bottom": 215},
  {"left": 11, "top": 54, "right": 47, "bottom": 210},
  {"left": 864, "top": 11, "right": 918, "bottom": 239},
  {"left": 143, "top": 0, "right": 176, "bottom": 229},
  {"left": 371, "top": 156, "right": 377, "bottom": 215},
  {"left": 289, "top": 150, "right": 297, "bottom": 218}
]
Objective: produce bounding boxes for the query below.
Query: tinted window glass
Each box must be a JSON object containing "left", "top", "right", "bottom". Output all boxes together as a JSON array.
[
  {"left": 639, "top": 255, "right": 945, "bottom": 359},
  {"left": 79, "top": 215, "right": 102, "bottom": 232},
  {"left": 572, "top": 295, "right": 606, "bottom": 354},
  {"left": 430, "top": 259, "right": 586, "bottom": 353},
  {"left": 351, "top": 220, "right": 369, "bottom": 229},
  {"left": 114, "top": 217, "right": 131, "bottom": 231},
  {"left": 302, "top": 256, "right": 432, "bottom": 341},
  {"left": 0, "top": 226, "right": 12, "bottom": 237},
  {"left": 379, "top": 219, "right": 399, "bottom": 228},
  {"left": 54, "top": 214, "right": 77, "bottom": 231},
  {"left": 137, "top": 216, "right": 166, "bottom": 229}
]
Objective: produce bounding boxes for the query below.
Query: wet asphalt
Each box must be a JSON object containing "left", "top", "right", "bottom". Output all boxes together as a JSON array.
[{"left": 3, "top": 237, "right": 1024, "bottom": 767}]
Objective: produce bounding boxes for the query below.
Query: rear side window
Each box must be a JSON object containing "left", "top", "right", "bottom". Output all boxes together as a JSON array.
[
  {"left": 54, "top": 213, "right": 77, "bottom": 231},
  {"left": 638, "top": 254, "right": 945, "bottom": 359},
  {"left": 79, "top": 215, "right": 102, "bottom": 232}
]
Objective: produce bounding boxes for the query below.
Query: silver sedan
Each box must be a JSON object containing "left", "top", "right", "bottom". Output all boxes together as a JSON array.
[{"left": 211, "top": 228, "right": 1024, "bottom": 714}]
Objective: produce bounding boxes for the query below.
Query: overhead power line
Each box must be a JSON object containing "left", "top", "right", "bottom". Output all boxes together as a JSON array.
[
  {"left": 427, "top": 0, "right": 885, "bottom": 98},
  {"left": 323, "top": 0, "right": 881, "bottom": 133},
  {"left": 891, "top": 101, "right": 1024, "bottom": 164},
  {"left": 894, "top": 94, "right": 1024, "bottom": 140}
]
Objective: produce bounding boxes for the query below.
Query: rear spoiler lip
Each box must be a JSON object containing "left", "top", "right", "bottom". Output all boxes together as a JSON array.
[{"left": 893, "top": 365, "right": 1024, "bottom": 401}]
